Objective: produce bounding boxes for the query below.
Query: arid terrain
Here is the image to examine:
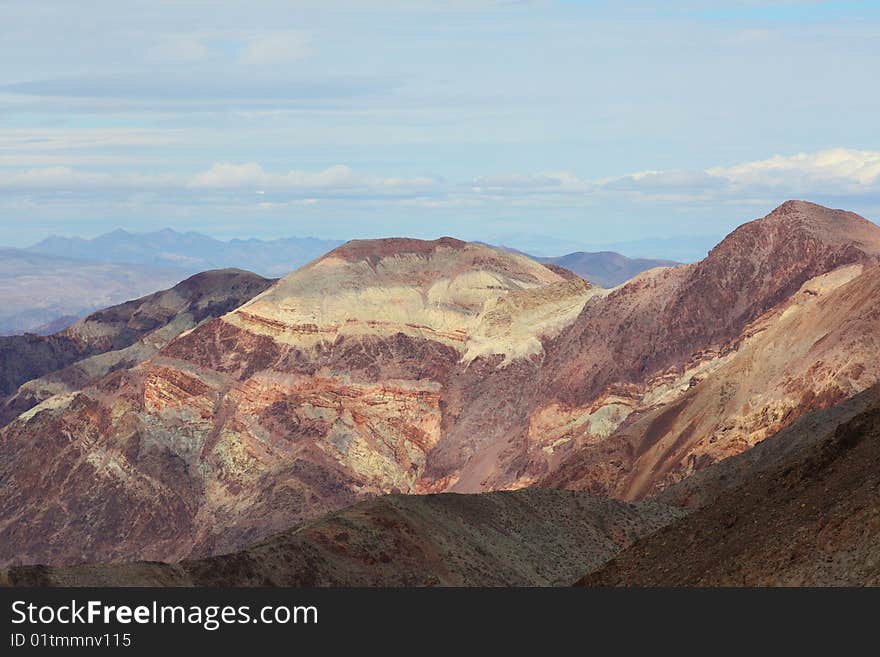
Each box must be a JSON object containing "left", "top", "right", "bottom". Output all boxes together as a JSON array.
[
  {"left": 2, "top": 200, "right": 880, "bottom": 586},
  {"left": 2, "top": 490, "right": 684, "bottom": 587}
]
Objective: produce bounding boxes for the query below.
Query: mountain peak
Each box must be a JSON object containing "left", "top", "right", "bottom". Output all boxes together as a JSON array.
[
  {"left": 323, "top": 236, "right": 468, "bottom": 263},
  {"left": 750, "top": 200, "right": 880, "bottom": 251},
  {"left": 705, "top": 200, "right": 880, "bottom": 267}
]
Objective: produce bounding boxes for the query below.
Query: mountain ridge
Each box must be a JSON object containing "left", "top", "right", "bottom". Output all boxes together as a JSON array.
[
  {"left": 431, "top": 200, "right": 880, "bottom": 494},
  {"left": 1, "top": 490, "right": 684, "bottom": 587},
  {"left": 26, "top": 228, "right": 344, "bottom": 278}
]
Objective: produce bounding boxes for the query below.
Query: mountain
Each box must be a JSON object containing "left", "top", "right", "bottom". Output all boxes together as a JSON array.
[
  {"left": 0, "top": 248, "right": 188, "bottom": 335},
  {"left": 28, "top": 229, "right": 343, "bottom": 278},
  {"left": 0, "top": 238, "right": 598, "bottom": 566},
  {"left": 539, "top": 201, "right": 880, "bottom": 499},
  {"left": 487, "top": 233, "right": 717, "bottom": 263},
  {"left": 4, "top": 201, "right": 880, "bottom": 573},
  {"left": 537, "top": 251, "right": 678, "bottom": 288},
  {"left": 2, "top": 490, "right": 684, "bottom": 587},
  {"left": 579, "top": 235, "right": 720, "bottom": 264},
  {"left": 580, "top": 384, "right": 880, "bottom": 586},
  {"left": 0, "top": 269, "right": 273, "bottom": 427}
]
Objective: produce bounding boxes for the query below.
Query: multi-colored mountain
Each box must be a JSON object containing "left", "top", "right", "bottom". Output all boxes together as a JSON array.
[{"left": 3, "top": 200, "right": 880, "bottom": 587}]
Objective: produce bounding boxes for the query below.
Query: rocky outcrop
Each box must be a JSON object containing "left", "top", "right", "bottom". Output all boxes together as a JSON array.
[{"left": 543, "top": 261, "right": 880, "bottom": 498}]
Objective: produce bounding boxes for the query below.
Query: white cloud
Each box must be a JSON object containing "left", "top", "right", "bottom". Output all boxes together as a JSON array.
[
  {"left": 457, "top": 148, "right": 880, "bottom": 208},
  {"left": 187, "top": 162, "right": 434, "bottom": 192},
  {"left": 707, "top": 148, "right": 880, "bottom": 192},
  {"left": 2, "top": 149, "right": 879, "bottom": 212},
  {"left": 239, "top": 32, "right": 312, "bottom": 65},
  {"left": 0, "top": 161, "right": 435, "bottom": 194},
  {"left": 188, "top": 162, "right": 266, "bottom": 188},
  {"left": 0, "top": 167, "right": 109, "bottom": 188},
  {"left": 0, "top": 128, "right": 178, "bottom": 166},
  {"left": 472, "top": 171, "right": 592, "bottom": 194}
]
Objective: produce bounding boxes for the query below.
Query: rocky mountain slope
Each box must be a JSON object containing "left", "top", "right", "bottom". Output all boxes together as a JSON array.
[
  {"left": 580, "top": 384, "right": 880, "bottom": 586},
  {"left": 543, "top": 259, "right": 880, "bottom": 498},
  {"left": 0, "top": 269, "right": 273, "bottom": 426},
  {"left": 2, "top": 490, "right": 684, "bottom": 587},
  {"left": 530, "top": 200, "right": 880, "bottom": 498},
  {"left": 654, "top": 383, "right": 880, "bottom": 509},
  {"left": 417, "top": 201, "right": 880, "bottom": 495},
  {"left": 0, "top": 248, "right": 187, "bottom": 335}
]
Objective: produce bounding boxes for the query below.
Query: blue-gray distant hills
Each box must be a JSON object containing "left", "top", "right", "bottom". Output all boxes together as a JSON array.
[
  {"left": 27, "top": 228, "right": 345, "bottom": 278},
  {"left": 28, "top": 228, "right": 680, "bottom": 287},
  {"left": 537, "top": 251, "right": 678, "bottom": 288},
  {"left": 489, "top": 244, "right": 679, "bottom": 288},
  {"left": 0, "top": 248, "right": 188, "bottom": 336}
]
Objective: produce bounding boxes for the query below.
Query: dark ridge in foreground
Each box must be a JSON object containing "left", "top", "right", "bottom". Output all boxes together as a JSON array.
[
  {"left": 579, "top": 385, "right": 880, "bottom": 586},
  {"left": 2, "top": 490, "right": 684, "bottom": 587}
]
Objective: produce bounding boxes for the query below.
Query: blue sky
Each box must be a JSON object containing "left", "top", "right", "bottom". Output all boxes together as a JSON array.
[{"left": 1, "top": 0, "right": 879, "bottom": 257}]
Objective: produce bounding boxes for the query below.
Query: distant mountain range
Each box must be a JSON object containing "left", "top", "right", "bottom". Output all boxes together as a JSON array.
[
  {"left": 28, "top": 228, "right": 681, "bottom": 286},
  {"left": 487, "top": 233, "right": 718, "bottom": 263},
  {"left": 0, "top": 229, "right": 341, "bottom": 334},
  {"left": 0, "top": 249, "right": 188, "bottom": 336},
  {"left": 485, "top": 244, "right": 678, "bottom": 287},
  {"left": 27, "top": 229, "right": 344, "bottom": 278},
  {"left": 537, "top": 251, "right": 677, "bottom": 287}
]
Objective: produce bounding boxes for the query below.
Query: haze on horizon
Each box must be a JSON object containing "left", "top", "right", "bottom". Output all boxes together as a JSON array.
[{"left": 1, "top": 0, "right": 879, "bottom": 254}]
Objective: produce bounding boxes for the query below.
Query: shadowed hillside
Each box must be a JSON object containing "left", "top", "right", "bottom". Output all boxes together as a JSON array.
[{"left": 2, "top": 490, "right": 683, "bottom": 587}]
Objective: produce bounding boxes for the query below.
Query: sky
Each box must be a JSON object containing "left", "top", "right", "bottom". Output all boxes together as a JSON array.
[{"left": 1, "top": 0, "right": 879, "bottom": 257}]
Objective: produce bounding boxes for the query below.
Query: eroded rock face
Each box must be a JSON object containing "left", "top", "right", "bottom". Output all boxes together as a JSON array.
[
  {"left": 543, "top": 262, "right": 880, "bottom": 498},
  {"left": 532, "top": 201, "right": 880, "bottom": 498}
]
